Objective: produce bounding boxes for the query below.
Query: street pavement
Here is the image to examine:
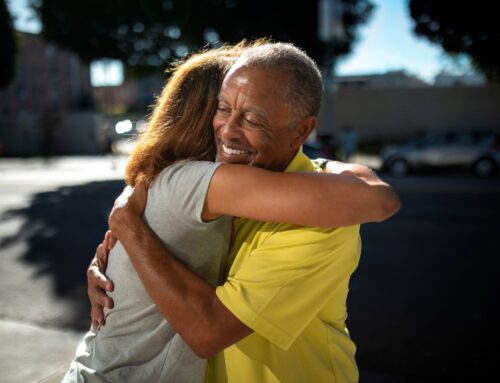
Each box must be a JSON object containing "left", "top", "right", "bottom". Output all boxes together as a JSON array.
[
  {"left": 0, "top": 155, "right": 128, "bottom": 383},
  {"left": 1, "top": 155, "right": 499, "bottom": 382}
]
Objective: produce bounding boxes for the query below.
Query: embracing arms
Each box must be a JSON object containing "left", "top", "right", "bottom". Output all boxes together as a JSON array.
[{"left": 87, "top": 160, "right": 400, "bottom": 356}]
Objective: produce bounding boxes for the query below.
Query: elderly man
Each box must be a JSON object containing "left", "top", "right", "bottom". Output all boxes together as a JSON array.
[{"left": 88, "top": 43, "right": 400, "bottom": 382}]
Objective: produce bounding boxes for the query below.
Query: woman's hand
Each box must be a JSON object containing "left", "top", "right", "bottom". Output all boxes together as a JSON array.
[{"left": 323, "top": 160, "right": 401, "bottom": 220}]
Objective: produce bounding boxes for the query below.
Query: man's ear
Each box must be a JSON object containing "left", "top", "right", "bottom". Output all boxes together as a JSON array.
[{"left": 291, "top": 116, "right": 316, "bottom": 149}]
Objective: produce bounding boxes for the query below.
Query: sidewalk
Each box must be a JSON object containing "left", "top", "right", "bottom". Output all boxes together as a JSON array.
[
  {"left": 0, "top": 156, "right": 123, "bottom": 383},
  {"left": 0, "top": 155, "right": 128, "bottom": 185},
  {"left": 0, "top": 319, "right": 84, "bottom": 383}
]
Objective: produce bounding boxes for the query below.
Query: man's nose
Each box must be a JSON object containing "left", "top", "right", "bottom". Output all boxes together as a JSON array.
[{"left": 218, "top": 114, "right": 242, "bottom": 140}]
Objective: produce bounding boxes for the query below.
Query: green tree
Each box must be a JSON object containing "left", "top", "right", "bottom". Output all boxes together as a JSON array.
[
  {"left": 0, "top": 0, "right": 16, "bottom": 88},
  {"left": 409, "top": 0, "right": 500, "bottom": 83},
  {"left": 31, "top": 0, "right": 373, "bottom": 77}
]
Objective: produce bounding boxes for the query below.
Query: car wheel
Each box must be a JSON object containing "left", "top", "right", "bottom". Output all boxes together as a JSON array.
[
  {"left": 389, "top": 159, "right": 410, "bottom": 176},
  {"left": 473, "top": 157, "right": 497, "bottom": 177}
]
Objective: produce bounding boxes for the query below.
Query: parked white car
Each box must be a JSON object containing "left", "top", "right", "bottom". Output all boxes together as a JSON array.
[{"left": 382, "top": 130, "right": 500, "bottom": 177}]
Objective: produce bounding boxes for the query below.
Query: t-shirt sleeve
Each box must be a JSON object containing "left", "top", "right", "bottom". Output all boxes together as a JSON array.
[
  {"left": 151, "top": 161, "right": 221, "bottom": 224},
  {"left": 216, "top": 225, "right": 361, "bottom": 350}
]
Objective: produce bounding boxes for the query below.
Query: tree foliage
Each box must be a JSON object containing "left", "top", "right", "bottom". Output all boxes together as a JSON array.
[
  {"left": 0, "top": 0, "right": 16, "bottom": 89},
  {"left": 31, "top": 0, "right": 373, "bottom": 77},
  {"left": 409, "top": 0, "right": 500, "bottom": 83}
]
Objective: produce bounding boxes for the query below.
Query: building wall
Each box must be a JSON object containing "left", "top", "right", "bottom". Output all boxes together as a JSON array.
[
  {"left": 318, "top": 85, "right": 500, "bottom": 141},
  {"left": 0, "top": 32, "right": 98, "bottom": 156},
  {"left": 92, "top": 82, "right": 139, "bottom": 113},
  {"left": 92, "top": 75, "right": 164, "bottom": 113}
]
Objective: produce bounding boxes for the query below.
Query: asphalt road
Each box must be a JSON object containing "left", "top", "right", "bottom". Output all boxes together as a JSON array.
[
  {"left": 1, "top": 157, "right": 499, "bottom": 382},
  {"left": 349, "top": 174, "right": 500, "bottom": 382}
]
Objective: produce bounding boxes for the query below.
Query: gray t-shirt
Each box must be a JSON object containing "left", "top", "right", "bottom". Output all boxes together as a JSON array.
[{"left": 63, "top": 161, "right": 232, "bottom": 383}]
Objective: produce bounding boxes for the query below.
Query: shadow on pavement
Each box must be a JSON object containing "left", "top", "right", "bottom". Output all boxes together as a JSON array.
[{"left": 0, "top": 180, "right": 124, "bottom": 330}]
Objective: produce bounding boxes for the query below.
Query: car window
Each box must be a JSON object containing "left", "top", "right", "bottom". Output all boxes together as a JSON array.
[
  {"left": 474, "top": 131, "right": 495, "bottom": 145},
  {"left": 452, "top": 132, "right": 474, "bottom": 145},
  {"left": 420, "top": 133, "right": 449, "bottom": 147}
]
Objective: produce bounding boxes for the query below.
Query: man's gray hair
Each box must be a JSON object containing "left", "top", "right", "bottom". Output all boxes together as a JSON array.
[{"left": 237, "top": 42, "right": 324, "bottom": 118}]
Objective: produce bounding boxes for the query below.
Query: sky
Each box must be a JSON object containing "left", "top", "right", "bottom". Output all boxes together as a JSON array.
[
  {"left": 337, "top": 0, "right": 441, "bottom": 79},
  {"left": 7, "top": 0, "right": 473, "bottom": 86}
]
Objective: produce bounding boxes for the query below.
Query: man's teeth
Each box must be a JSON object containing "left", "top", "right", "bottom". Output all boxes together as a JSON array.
[{"left": 222, "top": 144, "right": 248, "bottom": 155}]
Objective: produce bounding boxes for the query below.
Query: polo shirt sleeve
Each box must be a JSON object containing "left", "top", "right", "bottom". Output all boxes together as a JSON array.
[{"left": 216, "top": 224, "right": 361, "bottom": 350}]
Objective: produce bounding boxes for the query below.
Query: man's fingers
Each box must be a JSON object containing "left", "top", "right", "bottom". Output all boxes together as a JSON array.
[
  {"left": 87, "top": 241, "right": 115, "bottom": 328},
  {"left": 96, "top": 271, "right": 114, "bottom": 293},
  {"left": 114, "top": 186, "right": 134, "bottom": 208},
  {"left": 108, "top": 232, "right": 118, "bottom": 250},
  {"left": 91, "top": 304, "right": 106, "bottom": 328},
  {"left": 103, "top": 230, "right": 111, "bottom": 253},
  {"left": 104, "top": 229, "right": 118, "bottom": 250},
  {"left": 91, "top": 317, "right": 103, "bottom": 331},
  {"left": 135, "top": 182, "right": 147, "bottom": 199},
  {"left": 87, "top": 267, "right": 112, "bottom": 328},
  {"left": 90, "top": 287, "right": 114, "bottom": 309},
  {"left": 88, "top": 259, "right": 114, "bottom": 298},
  {"left": 87, "top": 272, "right": 114, "bottom": 310},
  {"left": 130, "top": 182, "right": 148, "bottom": 215},
  {"left": 96, "top": 243, "right": 111, "bottom": 278}
]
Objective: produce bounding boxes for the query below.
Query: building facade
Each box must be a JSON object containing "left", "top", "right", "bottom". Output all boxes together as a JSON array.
[
  {"left": 317, "top": 72, "right": 500, "bottom": 145},
  {"left": 0, "top": 32, "right": 104, "bottom": 156}
]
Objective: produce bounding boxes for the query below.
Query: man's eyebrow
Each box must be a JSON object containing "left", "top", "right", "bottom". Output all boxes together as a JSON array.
[{"left": 217, "top": 95, "right": 267, "bottom": 120}]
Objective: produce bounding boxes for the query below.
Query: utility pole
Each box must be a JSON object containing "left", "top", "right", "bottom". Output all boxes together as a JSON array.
[
  {"left": 319, "top": 0, "right": 344, "bottom": 87},
  {"left": 317, "top": 0, "right": 345, "bottom": 139}
]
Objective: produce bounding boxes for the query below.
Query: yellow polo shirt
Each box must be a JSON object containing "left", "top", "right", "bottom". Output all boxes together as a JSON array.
[{"left": 206, "top": 149, "right": 361, "bottom": 383}]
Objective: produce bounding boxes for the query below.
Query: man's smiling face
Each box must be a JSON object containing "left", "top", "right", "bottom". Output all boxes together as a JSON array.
[{"left": 213, "top": 64, "right": 311, "bottom": 171}]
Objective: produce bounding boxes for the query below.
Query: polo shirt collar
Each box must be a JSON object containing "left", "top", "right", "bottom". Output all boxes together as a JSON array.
[{"left": 284, "top": 147, "right": 315, "bottom": 173}]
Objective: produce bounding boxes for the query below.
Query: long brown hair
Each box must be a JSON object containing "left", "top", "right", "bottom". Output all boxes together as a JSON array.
[{"left": 125, "top": 45, "right": 244, "bottom": 187}]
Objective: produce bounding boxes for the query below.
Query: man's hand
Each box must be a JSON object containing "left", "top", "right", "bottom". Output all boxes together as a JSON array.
[
  {"left": 87, "top": 230, "right": 115, "bottom": 330},
  {"left": 108, "top": 183, "right": 148, "bottom": 237}
]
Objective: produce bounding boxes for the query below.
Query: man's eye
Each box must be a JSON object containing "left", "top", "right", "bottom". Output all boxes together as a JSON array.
[
  {"left": 216, "top": 105, "right": 229, "bottom": 114},
  {"left": 244, "top": 118, "right": 260, "bottom": 127}
]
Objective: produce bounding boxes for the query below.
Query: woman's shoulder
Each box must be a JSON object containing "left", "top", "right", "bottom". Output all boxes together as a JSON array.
[
  {"left": 151, "top": 160, "right": 219, "bottom": 189},
  {"left": 155, "top": 160, "right": 215, "bottom": 176},
  {"left": 146, "top": 160, "right": 222, "bottom": 221}
]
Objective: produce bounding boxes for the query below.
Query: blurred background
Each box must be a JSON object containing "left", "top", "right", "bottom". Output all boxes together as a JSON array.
[{"left": 1, "top": 1, "right": 499, "bottom": 382}]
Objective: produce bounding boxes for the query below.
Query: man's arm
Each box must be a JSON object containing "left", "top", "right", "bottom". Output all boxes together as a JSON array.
[{"left": 107, "top": 183, "right": 252, "bottom": 358}]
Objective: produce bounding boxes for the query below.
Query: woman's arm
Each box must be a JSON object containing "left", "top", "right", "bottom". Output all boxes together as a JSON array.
[{"left": 203, "top": 162, "right": 400, "bottom": 227}]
